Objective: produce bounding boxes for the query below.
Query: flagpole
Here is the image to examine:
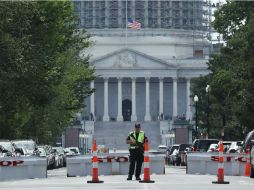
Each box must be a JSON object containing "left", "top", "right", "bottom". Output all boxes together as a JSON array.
[{"left": 125, "top": 0, "right": 127, "bottom": 48}]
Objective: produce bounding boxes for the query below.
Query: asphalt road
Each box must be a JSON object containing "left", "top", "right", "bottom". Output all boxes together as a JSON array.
[{"left": 0, "top": 166, "right": 253, "bottom": 190}]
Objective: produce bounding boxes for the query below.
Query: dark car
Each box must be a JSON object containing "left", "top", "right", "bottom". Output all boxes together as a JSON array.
[
  {"left": 177, "top": 144, "right": 191, "bottom": 166},
  {"left": 166, "top": 144, "right": 180, "bottom": 165},
  {"left": 192, "top": 139, "right": 219, "bottom": 152},
  {"left": 250, "top": 140, "right": 254, "bottom": 178},
  {"left": 52, "top": 147, "right": 66, "bottom": 167},
  {"left": 244, "top": 130, "right": 254, "bottom": 152}
]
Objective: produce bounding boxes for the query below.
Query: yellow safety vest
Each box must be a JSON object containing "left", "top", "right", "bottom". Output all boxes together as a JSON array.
[{"left": 129, "top": 131, "right": 145, "bottom": 149}]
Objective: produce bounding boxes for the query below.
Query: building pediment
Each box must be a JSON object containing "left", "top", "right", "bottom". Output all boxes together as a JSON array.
[{"left": 91, "top": 48, "right": 177, "bottom": 70}]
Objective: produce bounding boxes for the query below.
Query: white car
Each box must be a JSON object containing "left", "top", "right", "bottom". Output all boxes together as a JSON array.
[
  {"left": 64, "top": 147, "right": 80, "bottom": 156},
  {"left": 157, "top": 145, "right": 167, "bottom": 153}
]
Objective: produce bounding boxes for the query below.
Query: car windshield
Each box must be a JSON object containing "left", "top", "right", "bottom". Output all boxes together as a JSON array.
[
  {"left": 14, "top": 141, "right": 35, "bottom": 150},
  {"left": 70, "top": 148, "right": 78, "bottom": 153},
  {"left": 179, "top": 144, "right": 190, "bottom": 151},
  {"left": 198, "top": 140, "right": 219, "bottom": 151},
  {"left": 0, "top": 142, "right": 14, "bottom": 152},
  {"left": 53, "top": 147, "right": 64, "bottom": 154}
]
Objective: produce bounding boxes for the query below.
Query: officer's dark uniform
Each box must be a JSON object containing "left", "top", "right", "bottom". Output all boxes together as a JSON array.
[{"left": 126, "top": 124, "right": 147, "bottom": 180}]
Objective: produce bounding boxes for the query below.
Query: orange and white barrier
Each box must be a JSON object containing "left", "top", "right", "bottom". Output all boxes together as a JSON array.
[
  {"left": 87, "top": 139, "right": 104, "bottom": 183},
  {"left": 139, "top": 140, "right": 155, "bottom": 183},
  {"left": 212, "top": 141, "right": 229, "bottom": 184},
  {"left": 244, "top": 146, "right": 251, "bottom": 177}
]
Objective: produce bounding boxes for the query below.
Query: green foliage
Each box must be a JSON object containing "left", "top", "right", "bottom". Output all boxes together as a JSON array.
[
  {"left": 193, "top": 1, "right": 254, "bottom": 140},
  {"left": 0, "top": 1, "right": 94, "bottom": 144}
]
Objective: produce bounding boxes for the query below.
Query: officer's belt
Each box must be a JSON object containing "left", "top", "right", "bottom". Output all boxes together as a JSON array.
[{"left": 129, "top": 146, "right": 141, "bottom": 149}]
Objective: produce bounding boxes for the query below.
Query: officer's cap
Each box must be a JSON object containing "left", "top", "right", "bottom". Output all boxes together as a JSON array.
[{"left": 135, "top": 123, "right": 141, "bottom": 128}]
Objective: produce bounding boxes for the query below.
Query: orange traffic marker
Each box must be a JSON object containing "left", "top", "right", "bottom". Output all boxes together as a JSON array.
[
  {"left": 139, "top": 140, "right": 155, "bottom": 183},
  {"left": 244, "top": 146, "right": 251, "bottom": 177},
  {"left": 212, "top": 141, "right": 229, "bottom": 184},
  {"left": 87, "top": 139, "right": 104, "bottom": 183}
]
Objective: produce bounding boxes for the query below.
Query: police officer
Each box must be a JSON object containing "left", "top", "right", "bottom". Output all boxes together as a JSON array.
[{"left": 126, "top": 123, "right": 147, "bottom": 180}]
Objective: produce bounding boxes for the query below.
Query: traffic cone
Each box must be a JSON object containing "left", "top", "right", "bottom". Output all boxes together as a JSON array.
[
  {"left": 212, "top": 141, "right": 229, "bottom": 184},
  {"left": 244, "top": 147, "right": 251, "bottom": 177},
  {"left": 139, "top": 140, "right": 155, "bottom": 183},
  {"left": 87, "top": 139, "right": 104, "bottom": 183}
]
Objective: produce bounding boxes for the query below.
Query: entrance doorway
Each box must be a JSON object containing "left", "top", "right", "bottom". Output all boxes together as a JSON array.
[{"left": 122, "top": 99, "right": 132, "bottom": 121}]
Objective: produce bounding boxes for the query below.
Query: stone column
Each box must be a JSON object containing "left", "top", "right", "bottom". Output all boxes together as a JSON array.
[
  {"left": 173, "top": 77, "right": 178, "bottom": 119},
  {"left": 117, "top": 78, "right": 123, "bottom": 121},
  {"left": 159, "top": 77, "right": 164, "bottom": 119},
  {"left": 103, "top": 77, "right": 109, "bottom": 121},
  {"left": 90, "top": 80, "right": 95, "bottom": 120},
  {"left": 131, "top": 77, "right": 137, "bottom": 121},
  {"left": 144, "top": 77, "right": 151, "bottom": 121},
  {"left": 186, "top": 78, "right": 192, "bottom": 120}
]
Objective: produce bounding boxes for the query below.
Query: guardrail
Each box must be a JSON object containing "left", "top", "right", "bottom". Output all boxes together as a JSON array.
[
  {"left": 0, "top": 157, "right": 47, "bottom": 181},
  {"left": 187, "top": 152, "right": 248, "bottom": 176},
  {"left": 67, "top": 152, "right": 165, "bottom": 177}
]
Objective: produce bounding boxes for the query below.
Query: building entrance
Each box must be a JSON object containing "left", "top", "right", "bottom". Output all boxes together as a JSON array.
[{"left": 122, "top": 99, "right": 132, "bottom": 121}]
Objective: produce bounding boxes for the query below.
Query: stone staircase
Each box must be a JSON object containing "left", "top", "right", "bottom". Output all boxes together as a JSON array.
[{"left": 94, "top": 121, "right": 161, "bottom": 150}]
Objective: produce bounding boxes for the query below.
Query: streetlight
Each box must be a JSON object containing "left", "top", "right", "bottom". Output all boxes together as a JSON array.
[
  {"left": 206, "top": 85, "right": 211, "bottom": 138},
  {"left": 193, "top": 95, "right": 199, "bottom": 139}
]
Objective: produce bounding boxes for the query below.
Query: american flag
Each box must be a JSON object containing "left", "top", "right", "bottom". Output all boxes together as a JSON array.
[{"left": 128, "top": 18, "right": 141, "bottom": 30}]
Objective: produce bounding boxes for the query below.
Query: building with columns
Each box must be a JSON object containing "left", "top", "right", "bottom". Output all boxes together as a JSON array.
[{"left": 66, "top": 0, "right": 212, "bottom": 149}]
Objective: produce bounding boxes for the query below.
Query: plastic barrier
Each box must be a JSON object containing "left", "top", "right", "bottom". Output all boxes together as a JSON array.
[
  {"left": 67, "top": 152, "right": 165, "bottom": 177},
  {"left": 0, "top": 157, "right": 47, "bottom": 181},
  {"left": 187, "top": 152, "right": 248, "bottom": 176}
]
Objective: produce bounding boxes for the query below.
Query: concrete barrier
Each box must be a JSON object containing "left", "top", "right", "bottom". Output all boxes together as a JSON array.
[
  {"left": 0, "top": 157, "right": 47, "bottom": 181},
  {"left": 67, "top": 152, "right": 165, "bottom": 177},
  {"left": 186, "top": 152, "right": 248, "bottom": 176}
]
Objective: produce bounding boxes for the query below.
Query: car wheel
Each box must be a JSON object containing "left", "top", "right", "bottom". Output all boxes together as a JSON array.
[{"left": 250, "top": 166, "right": 254, "bottom": 178}]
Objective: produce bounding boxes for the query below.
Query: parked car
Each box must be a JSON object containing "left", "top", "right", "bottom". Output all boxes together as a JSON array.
[
  {"left": 178, "top": 144, "right": 191, "bottom": 166},
  {"left": 12, "top": 139, "right": 39, "bottom": 156},
  {"left": 207, "top": 143, "right": 218, "bottom": 152},
  {"left": 227, "top": 141, "right": 243, "bottom": 153},
  {"left": 64, "top": 148, "right": 76, "bottom": 157},
  {"left": 0, "top": 140, "right": 16, "bottom": 156},
  {"left": 65, "top": 147, "right": 80, "bottom": 156},
  {"left": 244, "top": 130, "right": 254, "bottom": 152},
  {"left": 157, "top": 145, "right": 167, "bottom": 153},
  {"left": 166, "top": 144, "right": 180, "bottom": 165},
  {"left": 37, "top": 146, "right": 51, "bottom": 169},
  {"left": 52, "top": 147, "right": 66, "bottom": 167},
  {"left": 250, "top": 140, "right": 254, "bottom": 178},
  {"left": 192, "top": 139, "right": 219, "bottom": 152},
  {"left": 51, "top": 147, "right": 64, "bottom": 168}
]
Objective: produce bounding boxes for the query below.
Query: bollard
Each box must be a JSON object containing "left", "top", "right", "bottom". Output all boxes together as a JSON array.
[
  {"left": 212, "top": 141, "right": 229, "bottom": 184},
  {"left": 87, "top": 140, "right": 104, "bottom": 183},
  {"left": 139, "top": 140, "right": 155, "bottom": 183}
]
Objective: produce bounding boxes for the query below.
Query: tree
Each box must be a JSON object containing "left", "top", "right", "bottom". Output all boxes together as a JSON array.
[
  {"left": 192, "top": 1, "right": 254, "bottom": 140},
  {"left": 0, "top": 1, "right": 94, "bottom": 143}
]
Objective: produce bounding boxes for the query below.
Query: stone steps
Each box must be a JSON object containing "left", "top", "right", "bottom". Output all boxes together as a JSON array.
[{"left": 94, "top": 121, "right": 161, "bottom": 150}]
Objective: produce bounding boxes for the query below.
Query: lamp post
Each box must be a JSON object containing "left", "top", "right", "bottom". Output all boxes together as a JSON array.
[
  {"left": 205, "top": 85, "right": 210, "bottom": 139},
  {"left": 193, "top": 95, "right": 199, "bottom": 139}
]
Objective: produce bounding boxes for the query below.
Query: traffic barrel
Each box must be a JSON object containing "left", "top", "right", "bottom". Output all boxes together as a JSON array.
[
  {"left": 139, "top": 140, "right": 155, "bottom": 183},
  {"left": 244, "top": 145, "right": 251, "bottom": 177},
  {"left": 212, "top": 141, "right": 229, "bottom": 184},
  {"left": 87, "top": 139, "right": 104, "bottom": 183}
]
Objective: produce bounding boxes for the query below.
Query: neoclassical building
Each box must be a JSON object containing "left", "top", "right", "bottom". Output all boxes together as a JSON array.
[
  {"left": 87, "top": 47, "right": 209, "bottom": 122},
  {"left": 67, "top": 0, "right": 212, "bottom": 148}
]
